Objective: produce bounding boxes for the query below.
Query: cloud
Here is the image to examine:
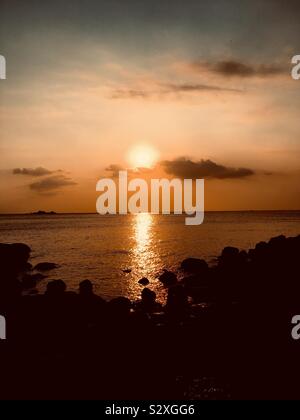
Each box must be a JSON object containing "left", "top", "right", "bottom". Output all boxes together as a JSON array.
[
  {"left": 105, "top": 163, "right": 124, "bottom": 173},
  {"left": 192, "top": 60, "right": 285, "bottom": 78},
  {"left": 13, "top": 167, "right": 61, "bottom": 176},
  {"left": 162, "top": 83, "right": 241, "bottom": 93},
  {"left": 110, "top": 82, "right": 241, "bottom": 99},
  {"left": 105, "top": 158, "right": 254, "bottom": 180},
  {"left": 161, "top": 158, "right": 254, "bottom": 179},
  {"left": 105, "top": 164, "right": 124, "bottom": 177},
  {"left": 29, "top": 175, "right": 77, "bottom": 194},
  {"left": 105, "top": 164, "right": 153, "bottom": 177},
  {"left": 110, "top": 90, "right": 150, "bottom": 99}
]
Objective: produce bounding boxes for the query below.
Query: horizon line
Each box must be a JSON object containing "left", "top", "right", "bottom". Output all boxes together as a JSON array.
[{"left": 0, "top": 209, "right": 300, "bottom": 216}]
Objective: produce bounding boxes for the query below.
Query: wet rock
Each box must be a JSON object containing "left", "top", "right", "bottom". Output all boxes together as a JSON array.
[
  {"left": 138, "top": 277, "right": 149, "bottom": 286},
  {"left": 34, "top": 262, "right": 58, "bottom": 271},
  {"left": 158, "top": 270, "right": 177, "bottom": 286}
]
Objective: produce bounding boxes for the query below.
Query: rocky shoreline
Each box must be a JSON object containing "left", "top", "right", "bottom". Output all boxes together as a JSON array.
[{"left": 0, "top": 234, "right": 300, "bottom": 399}]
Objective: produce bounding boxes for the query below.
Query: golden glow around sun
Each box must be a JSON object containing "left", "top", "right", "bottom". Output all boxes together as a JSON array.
[{"left": 127, "top": 145, "right": 159, "bottom": 169}]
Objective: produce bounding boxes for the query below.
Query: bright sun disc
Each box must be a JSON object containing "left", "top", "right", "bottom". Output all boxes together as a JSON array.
[{"left": 127, "top": 145, "right": 159, "bottom": 169}]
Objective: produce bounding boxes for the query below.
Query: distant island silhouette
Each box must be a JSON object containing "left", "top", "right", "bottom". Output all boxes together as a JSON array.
[{"left": 31, "top": 210, "right": 57, "bottom": 215}]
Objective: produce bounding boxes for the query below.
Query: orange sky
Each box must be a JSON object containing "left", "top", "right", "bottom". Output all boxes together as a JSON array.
[{"left": 0, "top": 1, "right": 299, "bottom": 212}]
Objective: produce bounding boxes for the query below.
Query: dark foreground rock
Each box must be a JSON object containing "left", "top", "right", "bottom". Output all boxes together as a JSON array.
[
  {"left": 0, "top": 234, "right": 300, "bottom": 400},
  {"left": 158, "top": 270, "right": 177, "bottom": 286},
  {"left": 22, "top": 273, "right": 47, "bottom": 289},
  {"left": 0, "top": 243, "right": 31, "bottom": 275},
  {"left": 180, "top": 257, "right": 208, "bottom": 274},
  {"left": 138, "top": 277, "right": 149, "bottom": 286}
]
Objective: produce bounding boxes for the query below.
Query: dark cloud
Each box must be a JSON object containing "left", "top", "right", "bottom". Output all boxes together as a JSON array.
[
  {"left": 110, "top": 90, "right": 150, "bottom": 99},
  {"left": 110, "top": 82, "right": 241, "bottom": 99},
  {"left": 193, "top": 60, "right": 285, "bottom": 78},
  {"left": 162, "top": 158, "right": 254, "bottom": 179},
  {"left": 105, "top": 164, "right": 153, "bottom": 177},
  {"left": 105, "top": 164, "right": 124, "bottom": 177},
  {"left": 13, "top": 167, "right": 59, "bottom": 176},
  {"left": 29, "top": 175, "right": 77, "bottom": 194},
  {"left": 162, "top": 83, "right": 241, "bottom": 93}
]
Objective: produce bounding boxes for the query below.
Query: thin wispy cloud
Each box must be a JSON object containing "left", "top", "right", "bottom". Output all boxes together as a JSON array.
[
  {"left": 191, "top": 60, "right": 285, "bottom": 78},
  {"left": 13, "top": 167, "right": 60, "bottom": 177},
  {"left": 110, "top": 82, "right": 241, "bottom": 99},
  {"left": 105, "top": 164, "right": 153, "bottom": 177},
  {"left": 29, "top": 174, "right": 77, "bottom": 194},
  {"left": 163, "top": 83, "right": 241, "bottom": 93}
]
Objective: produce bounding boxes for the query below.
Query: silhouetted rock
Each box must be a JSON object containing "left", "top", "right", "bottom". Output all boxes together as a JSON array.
[
  {"left": 219, "top": 246, "right": 239, "bottom": 262},
  {"left": 32, "top": 210, "right": 57, "bottom": 215},
  {"left": 182, "top": 275, "right": 201, "bottom": 288},
  {"left": 268, "top": 234, "right": 286, "bottom": 247},
  {"left": 138, "top": 288, "right": 161, "bottom": 313},
  {"left": 255, "top": 241, "right": 268, "bottom": 252},
  {"left": 158, "top": 270, "right": 177, "bottom": 286},
  {"left": 108, "top": 297, "right": 131, "bottom": 323},
  {"left": 1, "top": 234, "right": 300, "bottom": 400},
  {"left": 45, "top": 279, "right": 66, "bottom": 297},
  {"left": 79, "top": 279, "right": 105, "bottom": 304},
  {"left": 0, "top": 242, "right": 31, "bottom": 275},
  {"left": 166, "top": 284, "right": 189, "bottom": 321},
  {"left": 138, "top": 277, "right": 149, "bottom": 286},
  {"left": 25, "top": 262, "right": 33, "bottom": 271},
  {"left": 22, "top": 273, "right": 46, "bottom": 289},
  {"left": 181, "top": 258, "right": 208, "bottom": 274},
  {"left": 79, "top": 279, "right": 93, "bottom": 296},
  {"left": 34, "top": 262, "right": 58, "bottom": 271},
  {"left": 0, "top": 243, "right": 31, "bottom": 303},
  {"left": 78, "top": 280, "right": 106, "bottom": 324},
  {"left": 109, "top": 296, "right": 131, "bottom": 313}
]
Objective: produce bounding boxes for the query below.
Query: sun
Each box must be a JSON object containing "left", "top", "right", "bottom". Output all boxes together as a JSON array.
[{"left": 127, "top": 145, "right": 159, "bottom": 169}]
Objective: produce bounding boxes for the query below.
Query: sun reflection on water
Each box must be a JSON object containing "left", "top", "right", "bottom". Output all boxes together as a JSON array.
[
  {"left": 128, "top": 213, "right": 165, "bottom": 302},
  {"left": 134, "top": 212, "right": 152, "bottom": 255}
]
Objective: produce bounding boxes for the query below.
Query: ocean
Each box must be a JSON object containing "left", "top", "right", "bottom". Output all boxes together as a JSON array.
[{"left": 0, "top": 211, "right": 300, "bottom": 302}]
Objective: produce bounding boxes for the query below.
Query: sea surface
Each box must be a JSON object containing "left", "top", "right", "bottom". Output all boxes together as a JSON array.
[{"left": 0, "top": 211, "right": 300, "bottom": 302}]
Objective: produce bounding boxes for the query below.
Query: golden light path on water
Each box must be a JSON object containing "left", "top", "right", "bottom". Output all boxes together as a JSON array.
[{"left": 128, "top": 213, "right": 166, "bottom": 302}]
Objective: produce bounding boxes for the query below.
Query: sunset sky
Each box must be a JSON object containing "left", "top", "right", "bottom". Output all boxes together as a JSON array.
[{"left": 0, "top": 0, "right": 299, "bottom": 212}]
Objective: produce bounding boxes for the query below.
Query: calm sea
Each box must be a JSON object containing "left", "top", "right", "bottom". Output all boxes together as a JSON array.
[{"left": 0, "top": 211, "right": 299, "bottom": 302}]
